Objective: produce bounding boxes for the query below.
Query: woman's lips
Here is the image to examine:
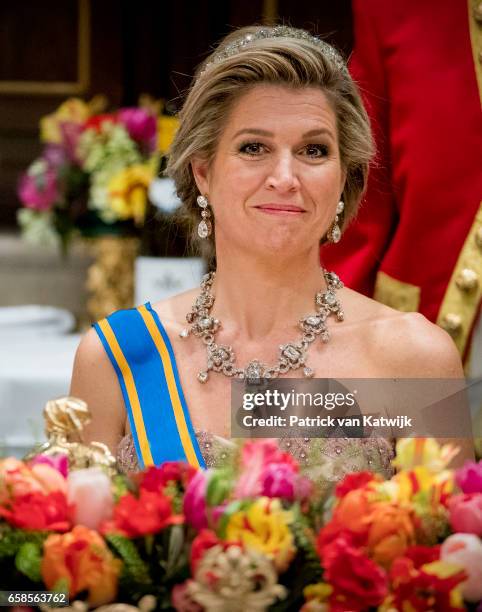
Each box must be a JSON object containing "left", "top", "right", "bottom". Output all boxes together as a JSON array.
[{"left": 255, "top": 204, "right": 306, "bottom": 215}]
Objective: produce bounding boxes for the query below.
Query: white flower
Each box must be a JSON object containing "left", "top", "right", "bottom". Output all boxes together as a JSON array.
[
  {"left": 188, "top": 544, "right": 287, "bottom": 611},
  {"left": 17, "top": 209, "right": 60, "bottom": 247}
]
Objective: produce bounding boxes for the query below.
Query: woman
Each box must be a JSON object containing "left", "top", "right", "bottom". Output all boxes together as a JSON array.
[{"left": 70, "top": 25, "right": 472, "bottom": 484}]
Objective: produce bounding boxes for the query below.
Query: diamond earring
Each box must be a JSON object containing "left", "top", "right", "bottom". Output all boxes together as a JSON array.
[
  {"left": 328, "top": 201, "right": 344, "bottom": 243},
  {"left": 197, "top": 195, "right": 212, "bottom": 239}
]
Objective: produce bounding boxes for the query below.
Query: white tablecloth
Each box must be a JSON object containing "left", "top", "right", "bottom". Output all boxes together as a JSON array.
[{"left": 0, "top": 334, "right": 81, "bottom": 457}]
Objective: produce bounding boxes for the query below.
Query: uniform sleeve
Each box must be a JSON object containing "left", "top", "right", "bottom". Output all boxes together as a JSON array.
[{"left": 321, "top": 0, "right": 397, "bottom": 296}]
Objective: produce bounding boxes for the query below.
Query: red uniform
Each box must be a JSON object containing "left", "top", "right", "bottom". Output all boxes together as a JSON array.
[{"left": 322, "top": 0, "right": 482, "bottom": 360}]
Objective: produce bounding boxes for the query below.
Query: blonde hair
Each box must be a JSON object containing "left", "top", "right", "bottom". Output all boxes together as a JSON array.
[{"left": 166, "top": 25, "right": 374, "bottom": 261}]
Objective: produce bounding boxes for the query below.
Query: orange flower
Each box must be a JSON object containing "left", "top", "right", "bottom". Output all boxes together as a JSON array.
[
  {"left": 41, "top": 525, "right": 121, "bottom": 606},
  {"left": 366, "top": 503, "right": 416, "bottom": 568},
  {"left": 333, "top": 487, "right": 375, "bottom": 536},
  {"left": 0, "top": 457, "right": 66, "bottom": 504}
]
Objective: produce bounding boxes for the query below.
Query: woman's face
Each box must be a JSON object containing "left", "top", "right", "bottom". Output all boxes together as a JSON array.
[{"left": 192, "top": 84, "right": 346, "bottom": 258}]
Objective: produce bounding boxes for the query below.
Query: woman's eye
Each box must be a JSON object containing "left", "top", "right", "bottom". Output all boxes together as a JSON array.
[
  {"left": 303, "top": 144, "right": 329, "bottom": 158},
  {"left": 239, "top": 142, "right": 266, "bottom": 156}
]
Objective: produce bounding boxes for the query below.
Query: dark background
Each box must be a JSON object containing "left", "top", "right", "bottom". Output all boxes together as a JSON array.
[{"left": 0, "top": 0, "right": 352, "bottom": 228}]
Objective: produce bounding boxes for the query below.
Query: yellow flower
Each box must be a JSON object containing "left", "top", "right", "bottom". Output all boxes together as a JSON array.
[
  {"left": 301, "top": 583, "right": 332, "bottom": 612},
  {"left": 393, "top": 438, "right": 459, "bottom": 473},
  {"left": 40, "top": 98, "right": 90, "bottom": 143},
  {"left": 392, "top": 465, "right": 454, "bottom": 506},
  {"left": 157, "top": 115, "right": 179, "bottom": 154},
  {"left": 225, "top": 497, "right": 295, "bottom": 572},
  {"left": 107, "top": 164, "right": 155, "bottom": 224}
]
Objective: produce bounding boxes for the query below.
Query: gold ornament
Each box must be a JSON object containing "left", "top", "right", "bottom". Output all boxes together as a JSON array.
[
  {"left": 24, "top": 396, "right": 116, "bottom": 475},
  {"left": 85, "top": 236, "right": 139, "bottom": 323}
]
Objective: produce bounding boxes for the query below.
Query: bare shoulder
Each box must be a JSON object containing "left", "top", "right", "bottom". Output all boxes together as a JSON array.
[
  {"left": 340, "top": 288, "right": 463, "bottom": 378},
  {"left": 149, "top": 287, "right": 199, "bottom": 330},
  {"left": 69, "top": 327, "right": 125, "bottom": 451}
]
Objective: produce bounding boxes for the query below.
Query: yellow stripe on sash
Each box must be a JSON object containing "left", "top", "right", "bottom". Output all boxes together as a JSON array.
[
  {"left": 97, "top": 318, "right": 154, "bottom": 467},
  {"left": 137, "top": 305, "right": 201, "bottom": 468}
]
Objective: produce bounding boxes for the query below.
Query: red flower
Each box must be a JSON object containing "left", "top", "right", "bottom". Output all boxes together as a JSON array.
[
  {"left": 101, "top": 489, "right": 183, "bottom": 537},
  {"left": 317, "top": 487, "right": 374, "bottom": 561},
  {"left": 404, "top": 545, "right": 441, "bottom": 568},
  {"left": 190, "top": 529, "right": 220, "bottom": 574},
  {"left": 322, "top": 535, "right": 388, "bottom": 610},
  {"left": 390, "top": 555, "right": 466, "bottom": 611},
  {"left": 139, "top": 462, "right": 197, "bottom": 493},
  {"left": 0, "top": 491, "right": 71, "bottom": 531},
  {"left": 316, "top": 519, "right": 365, "bottom": 560},
  {"left": 84, "top": 114, "right": 116, "bottom": 132},
  {"left": 335, "top": 471, "right": 379, "bottom": 498}
]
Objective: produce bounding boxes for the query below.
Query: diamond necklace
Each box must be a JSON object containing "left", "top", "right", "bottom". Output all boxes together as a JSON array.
[{"left": 179, "top": 269, "right": 344, "bottom": 383}]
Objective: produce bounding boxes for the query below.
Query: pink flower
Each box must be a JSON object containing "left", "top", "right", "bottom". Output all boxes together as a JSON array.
[
  {"left": 42, "top": 144, "right": 68, "bottom": 168},
  {"left": 455, "top": 460, "right": 482, "bottom": 494},
  {"left": 18, "top": 165, "right": 60, "bottom": 211},
  {"left": 448, "top": 493, "right": 482, "bottom": 536},
  {"left": 30, "top": 454, "right": 69, "bottom": 478},
  {"left": 441, "top": 533, "right": 482, "bottom": 602},
  {"left": 183, "top": 470, "right": 210, "bottom": 530},
  {"left": 59, "top": 122, "right": 84, "bottom": 163},
  {"left": 261, "top": 463, "right": 297, "bottom": 500},
  {"left": 117, "top": 108, "right": 157, "bottom": 153},
  {"left": 234, "top": 440, "right": 299, "bottom": 499},
  {"left": 67, "top": 467, "right": 114, "bottom": 530}
]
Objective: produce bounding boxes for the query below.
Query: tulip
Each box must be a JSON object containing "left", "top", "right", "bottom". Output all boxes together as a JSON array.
[
  {"left": 18, "top": 162, "right": 60, "bottom": 211},
  {"left": 118, "top": 108, "right": 157, "bottom": 153},
  {"left": 42, "top": 525, "right": 121, "bottom": 607},
  {"left": 183, "top": 470, "right": 210, "bottom": 530},
  {"left": 448, "top": 493, "right": 482, "bottom": 536},
  {"left": 30, "top": 453, "right": 68, "bottom": 478},
  {"left": 455, "top": 460, "right": 482, "bottom": 494},
  {"left": 441, "top": 533, "right": 482, "bottom": 602},
  {"left": 67, "top": 467, "right": 114, "bottom": 530}
]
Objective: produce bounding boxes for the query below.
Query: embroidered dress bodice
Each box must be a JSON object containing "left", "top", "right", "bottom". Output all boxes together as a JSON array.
[
  {"left": 94, "top": 303, "right": 394, "bottom": 496},
  {"left": 116, "top": 430, "right": 394, "bottom": 498}
]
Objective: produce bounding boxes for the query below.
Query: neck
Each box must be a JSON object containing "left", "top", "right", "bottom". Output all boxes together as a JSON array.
[{"left": 210, "top": 247, "right": 328, "bottom": 341}]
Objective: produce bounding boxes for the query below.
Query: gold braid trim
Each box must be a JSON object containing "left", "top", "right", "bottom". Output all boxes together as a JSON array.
[
  {"left": 374, "top": 271, "right": 421, "bottom": 312},
  {"left": 468, "top": 0, "right": 482, "bottom": 105},
  {"left": 437, "top": 202, "right": 482, "bottom": 356}
]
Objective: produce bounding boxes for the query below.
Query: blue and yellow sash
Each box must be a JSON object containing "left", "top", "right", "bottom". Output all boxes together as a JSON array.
[{"left": 93, "top": 303, "right": 205, "bottom": 470}]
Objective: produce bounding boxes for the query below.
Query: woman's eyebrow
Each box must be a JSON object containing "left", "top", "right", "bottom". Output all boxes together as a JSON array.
[{"left": 232, "top": 127, "right": 335, "bottom": 139}]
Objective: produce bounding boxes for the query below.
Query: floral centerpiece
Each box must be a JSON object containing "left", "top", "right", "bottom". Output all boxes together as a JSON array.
[
  {"left": 17, "top": 97, "right": 178, "bottom": 252},
  {"left": 1, "top": 434, "right": 482, "bottom": 611},
  {"left": 16, "top": 97, "right": 179, "bottom": 321}
]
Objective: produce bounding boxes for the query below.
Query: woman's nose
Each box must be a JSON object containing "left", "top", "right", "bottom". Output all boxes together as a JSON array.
[{"left": 265, "top": 154, "right": 300, "bottom": 192}]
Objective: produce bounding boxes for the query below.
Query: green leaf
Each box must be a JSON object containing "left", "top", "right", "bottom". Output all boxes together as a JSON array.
[
  {"left": 105, "top": 533, "right": 151, "bottom": 586},
  {"left": 206, "top": 469, "right": 232, "bottom": 507},
  {"left": 216, "top": 499, "right": 251, "bottom": 539},
  {"left": 15, "top": 541, "right": 42, "bottom": 582},
  {"left": 112, "top": 474, "right": 131, "bottom": 502},
  {"left": 165, "top": 525, "right": 188, "bottom": 578},
  {"left": 0, "top": 526, "right": 47, "bottom": 559}
]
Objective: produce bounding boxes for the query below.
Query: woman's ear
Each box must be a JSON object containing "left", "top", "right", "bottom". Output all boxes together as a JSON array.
[{"left": 191, "top": 157, "right": 210, "bottom": 196}]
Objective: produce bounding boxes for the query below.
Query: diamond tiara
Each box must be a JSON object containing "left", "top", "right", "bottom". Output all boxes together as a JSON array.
[{"left": 200, "top": 26, "right": 347, "bottom": 76}]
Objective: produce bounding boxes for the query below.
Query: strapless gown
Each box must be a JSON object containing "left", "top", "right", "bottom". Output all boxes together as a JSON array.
[
  {"left": 116, "top": 430, "right": 394, "bottom": 498},
  {"left": 94, "top": 302, "right": 395, "bottom": 497}
]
